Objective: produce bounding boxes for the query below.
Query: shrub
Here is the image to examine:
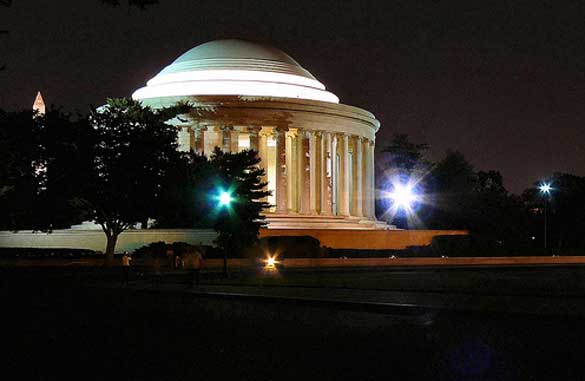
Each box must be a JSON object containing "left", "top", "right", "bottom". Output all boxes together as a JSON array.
[
  {"left": 0, "top": 247, "right": 100, "bottom": 259},
  {"left": 132, "top": 241, "right": 213, "bottom": 259}
]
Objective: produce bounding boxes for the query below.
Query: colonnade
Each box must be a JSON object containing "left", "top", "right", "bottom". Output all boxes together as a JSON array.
[{"left": 178, "top": 125, "right": 376, "bottom": 220}]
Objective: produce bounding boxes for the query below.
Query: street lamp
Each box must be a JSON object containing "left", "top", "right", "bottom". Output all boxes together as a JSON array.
[
  {"left": 539, "top": 182, "right": 552, "bottom": 250},
  {"left": 388, "top": 183, "right": 418, "bottom": 210},
  {"left": 539, "top": 183, "right": 551, "bottom": 195},
  {"left": 380, "top": 176, "right": 424, "bottom": 227},
  {"left": 214, "top": 188, "right": 234, "bottom": 278},
  {"left": 387, "top": 182, "right": 419, "bottom": 211},
  {"left": 218, "top": 191, "right": 232, "bottom": 206}
]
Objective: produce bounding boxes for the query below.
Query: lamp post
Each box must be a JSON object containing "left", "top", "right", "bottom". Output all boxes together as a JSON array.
[
  {"left": 215, "top": 189, "right": 233, "bottom": 277},
  {"left": 539, "top": 183, "right": 551, "bottom": 251},
  {"left": 384, "top": 177, "right": 421, "bottom": 227}
]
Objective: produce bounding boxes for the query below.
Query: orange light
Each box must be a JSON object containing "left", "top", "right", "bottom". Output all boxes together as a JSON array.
[{"left": 264, "top": 255, "right": 278, "bottom": 269}]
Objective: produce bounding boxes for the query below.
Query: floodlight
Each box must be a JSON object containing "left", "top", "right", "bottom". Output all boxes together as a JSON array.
[
  {"left": 217, "top": 190, "right": 233, "bottom": 207},
  {"left": 388, "top": 183, "right": 418, "bottom": 210},
  {"left": 539, "top": 183, "right": 551, "bottom": 194}
]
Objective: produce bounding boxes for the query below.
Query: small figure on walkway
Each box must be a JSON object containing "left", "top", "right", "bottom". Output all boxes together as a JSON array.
[
  {"left": 152, "top": 256, "right": 161, "bottom": 288},
  {"left": 190, "top": 250, "right": 204, "bottom": 287},
  {"left": 166, "top": 248, "right": 174, "bottom": 269},
  {"left": 175, "top": 254, "right": 184, "bottom": 270},
  {"left": 121, "top": 252, "right": 132, "bottom": 287}
]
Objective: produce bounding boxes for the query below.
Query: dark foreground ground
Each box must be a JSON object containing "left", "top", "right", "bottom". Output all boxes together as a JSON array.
[{"left": 3, "top": 267, "right": 585, "bottom": 380}]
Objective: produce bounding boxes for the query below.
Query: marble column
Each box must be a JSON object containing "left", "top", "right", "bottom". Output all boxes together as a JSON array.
[
  {"left": 353, "top": 136, "right": 364, "bottom": 217},
  {"left": 331, "top": 133, "right": 338, "bottom": 215},
  {"left": 203, "top": 126, "right": 220, "bottom": 154},
  {"left": 320, "top": 132, "right": 333, "bottom": 215},
  {"left": 286, "top": 130, "right": 297, "bottom": 212},
  {"left": 258, "top": 129, "right": 269, "bottom": 202},
  {"left": 299, "top": 130, "right": 311, "bottom": 215},
  {"left": 221, "top": 126, "right": 232, "bottom": 152},
  {"left": 361, "top": 138, "right": 369, "bottom": 217},
  {"left": 248, "top": 126, "right": 260, "bottom": 151},
  {"left": 187, "top": 127, "right": 195, "bottom": 152},
  {"left": 194, "top": 126, "right": 206, "bottom": 155},
  {"left": 309, "top": 131, "right": 319, "bottom": 214},
  {"left": 177, "top": 127, "right": 191, "bottom": 152},
  {"left": 274, "top": 128, "right": 287, "bottom": 213},
  {"left": 339, "top": 133, "right": 350, "bottom": 216},
  {"left": 230, "top": 129, "right": 239, "bottom": 152},
  {"left": 365, "top": 139, "right": 375, "bottom": 219}
]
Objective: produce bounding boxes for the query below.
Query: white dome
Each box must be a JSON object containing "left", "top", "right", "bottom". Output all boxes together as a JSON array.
[{"left": 132, "top": 39, "right": 339, "bottom": 103}]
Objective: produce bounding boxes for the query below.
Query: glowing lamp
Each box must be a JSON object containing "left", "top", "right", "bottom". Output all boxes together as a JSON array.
[
  {"left": 539, "top": 183, "right": 551, "bottom": 195},
  {"left": 388, "top": 183, "right": 418, "bottom": 210},
  {"left": 216, "top": 190, "right": 233, "bottom": 207},
  {"left": 264, "top": 255, "right": 278, "bottom": 269}
]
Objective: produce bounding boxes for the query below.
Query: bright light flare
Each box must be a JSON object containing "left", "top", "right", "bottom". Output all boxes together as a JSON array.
[
  {"left": 539, "top": 183, "right": 552, "bottom": 195},
  {"left": 264, "top": 255, "right": 279, "bottom": 269},
  {"left": 379, "top": 175, "right": 426, "bottom": 227},
  {"left": 216, "top": 190, "right": 233, "bottom": 207},
  {"left": 387, "top": 182, "right": 419, "bottom": 211}
]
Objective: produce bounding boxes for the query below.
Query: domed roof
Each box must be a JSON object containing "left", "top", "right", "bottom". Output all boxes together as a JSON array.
[
  {"left": 132, "top": 39, "right": 339, "bottom": 103},
  {"left": 161, "top": 39, "right": 316, "bottom": 79}
]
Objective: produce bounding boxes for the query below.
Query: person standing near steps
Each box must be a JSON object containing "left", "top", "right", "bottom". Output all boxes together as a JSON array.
[
  {"left": 191, "top": 250, "right": 204, "bottom": 287},
  {"left": 121, "top": 252, "right": 132, "bottom": 287},
  {"left": 152, "top": 256, "right": 162, "bottom": 288}
]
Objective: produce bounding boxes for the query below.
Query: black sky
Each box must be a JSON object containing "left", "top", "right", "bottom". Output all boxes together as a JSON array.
[{"left": 1, "top": 0, "right": 584, "bottom": 193}]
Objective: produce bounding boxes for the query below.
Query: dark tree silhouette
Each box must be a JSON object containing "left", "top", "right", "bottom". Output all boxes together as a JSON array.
[
  {"left": 209, "top": 148, "right": 271, "bottom": 276},
  {"left": 81, "top": 98, "right": 190, "bottom": 263},
  {"left": 154, "top": 147, "right": 270, "bottom": 274},
  {"left": 154, "top": 151, "right": 217, "bottom": 229},
  {"left": 99, "top": 0, "right": 158, "bottom": 9},
  {"left": 0, "top": 108, "right": 90, "bottom": 231},
  {"left": 523, "top": 173, "right": 585, "bottom": 250},
  {"left": 382, "top": 133, "right": 430, "bottom": 174}
]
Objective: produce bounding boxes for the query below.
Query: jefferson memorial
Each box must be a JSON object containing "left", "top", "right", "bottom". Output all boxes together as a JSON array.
[
  {"left": 0, "top": 39, "right": 467, "bottom": 252},
  {"left": 133, "top": 39, "right": 388, "bottom": 230}
]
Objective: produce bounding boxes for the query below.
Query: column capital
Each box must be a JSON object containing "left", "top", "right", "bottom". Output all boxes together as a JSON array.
[
  {"left": 333, "top": 132, "right": 351, "bottom": 140},
  {"left": 247, "top": 126, "right": 262, "bottom": 135},
  {"left": 259, "top": 127, "right": 272, "bottom": 138},
  {"left": 272, "top": 128, "right": 286, "bottom": 138}
]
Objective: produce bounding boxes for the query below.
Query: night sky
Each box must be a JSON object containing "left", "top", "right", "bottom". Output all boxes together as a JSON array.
[{"left": 1, "top": 1, "right": 584, "bottom": 193}]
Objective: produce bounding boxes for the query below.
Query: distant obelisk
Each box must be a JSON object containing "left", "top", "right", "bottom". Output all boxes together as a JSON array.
[{"left": 32, "top": 91, "right": 45, "bottom": 115}]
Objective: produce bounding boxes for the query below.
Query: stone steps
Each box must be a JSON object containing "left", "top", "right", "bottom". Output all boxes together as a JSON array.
[{"left": 264, "top": 214, "right": 396, "bottom": 230}]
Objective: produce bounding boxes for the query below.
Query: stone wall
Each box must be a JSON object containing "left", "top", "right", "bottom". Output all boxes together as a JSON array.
[
  {"left": 0, "top": 229, "right": 218, "bottom": 253},
  {"left": 0, "top": 228, "right": 468, "bottom": 253},
  {"left": 260, "top": 229, "right": 468, "bottom": 250}
]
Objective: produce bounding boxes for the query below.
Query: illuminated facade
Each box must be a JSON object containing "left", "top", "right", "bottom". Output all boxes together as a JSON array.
[{"left": 133, "top": 39, "right": 388, "bottom": 229}]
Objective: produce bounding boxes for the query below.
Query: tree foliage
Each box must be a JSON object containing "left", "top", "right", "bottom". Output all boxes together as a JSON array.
[
  {"left": 382, "top": 133, "right": 430, "bottom": 174},
  {"left": 380, "top": 136, "right": 533, "bottom": 248},
  {"left": 82, "top": 98, "right": 190, "bottom": 262},
  {"left": 155, "top": 147, "right": 271, "bottom": 259},
  {"left": 154, "top": 152, "right": 216, "bottom": 229},
  {"left": 209, "top": 148, "right": 271, "bottom": 257},
  {"left": 523, "top": 173, "right": 585, "bottom": 250},
  {"left": 0, "top": 108, "right": 90, "bottom": 231}
]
